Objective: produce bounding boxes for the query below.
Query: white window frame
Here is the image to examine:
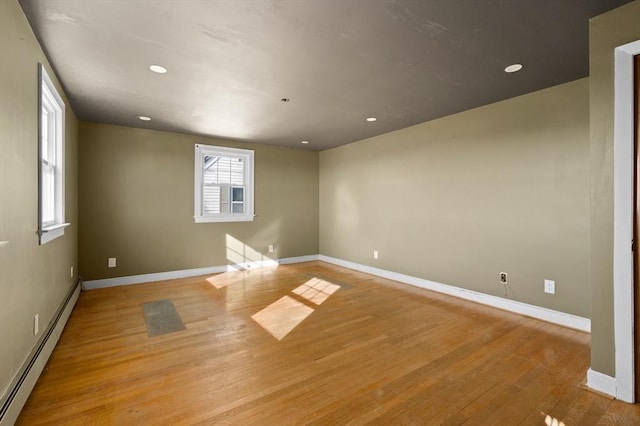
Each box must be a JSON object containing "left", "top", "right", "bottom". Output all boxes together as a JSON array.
[
  {"left": 38, "top": 64, "right": 69, "bottom": 244},
  {"left": 194, "top": 144, "right": 254, "bottom": 223}
]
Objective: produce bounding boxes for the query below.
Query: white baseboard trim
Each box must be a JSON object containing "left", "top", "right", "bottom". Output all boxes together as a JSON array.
[
  {"left": 587, "top": 369, "right": 617, "bottom": 398},
  {"left": 318, "top": 255, "right": 591, "bottom": 333},
  {"left": 84, "top": 265, "right": 228, "bottom": 290},
  {"left": 83, "top": 254, "right": 590, "bottom": 333},
  {"left": 278, "top": 255, "right": 320, "bottom": 265},
  {"left": 83, "top": 255, "right": 321, "bottom": 290},
  {"left": 0, "top": 280, "right": 81, "bottom": 426}
]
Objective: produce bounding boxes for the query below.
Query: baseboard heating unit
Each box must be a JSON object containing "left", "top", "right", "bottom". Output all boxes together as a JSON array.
[{"left": 0, "top": 278, "right": 81, "bottom": 425}]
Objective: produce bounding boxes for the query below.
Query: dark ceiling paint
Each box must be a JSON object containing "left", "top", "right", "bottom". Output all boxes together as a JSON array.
[{"left": 19, "top": 0, "right": 633, "bottom": 150}]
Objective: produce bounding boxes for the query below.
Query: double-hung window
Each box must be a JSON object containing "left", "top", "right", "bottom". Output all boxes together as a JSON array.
[
  {"left": 194, "top": 144, "right": 254, "bottom": 223},
  {"left": 38, "top": 64, "right": 68, "bottom": 244}
]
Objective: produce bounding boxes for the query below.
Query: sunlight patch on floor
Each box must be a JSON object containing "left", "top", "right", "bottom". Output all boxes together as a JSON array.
[
  {"left": 543, "top": 413, "right": 566, "bottom": 426},
  {"left": 251, "top": 296, "right": 314, "bottom": 340},
  {"left": 206, "top": 271, "right": 249, "bottom": 289},
  {"left": 251, "top": 277, "right": 342, "bottom": 340},
  {"left": 292, "top": 277, "right": 340, "bottom": 305}
]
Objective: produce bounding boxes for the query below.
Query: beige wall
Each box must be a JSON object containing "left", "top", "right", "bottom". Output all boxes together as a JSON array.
[
  {"left": 0, "top": 0, "right": 78, "bottom": 399},
  {"left": 589, "top": 0, "right": 640, "bottom": 377},
  {"left": 320, "top": 79, "right": 590, "bottom": 318},
  {"left": 2, "top": 0, "right": 631, "bottom": 399},
  {"left": 78, "top": 122, "right": 319, "bottom": 280}
]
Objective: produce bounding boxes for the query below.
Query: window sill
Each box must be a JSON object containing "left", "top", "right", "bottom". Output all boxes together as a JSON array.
[
  {"left": 40, "top": 223, "right": 70, "bottom": 245},
  {"left": 194, "top": 215, "right": 254, "bottom": 223}
]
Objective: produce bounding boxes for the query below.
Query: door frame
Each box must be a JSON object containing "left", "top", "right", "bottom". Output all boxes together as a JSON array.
[{"left": 613, "top": 39, "right": 640, "bottom": 403}]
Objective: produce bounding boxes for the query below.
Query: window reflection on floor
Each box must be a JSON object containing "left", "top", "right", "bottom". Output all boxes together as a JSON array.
[
  {"left": 543, "top": 413, "right": 566, "bottom": 426},
  {"left": 251, "top": 278, "right": 341, "bottom": 340},
  {"left": 292, "top": 277, "right": 340, "bottom": 305},
  {"left": 205, "top": 232, "right": 342, "bottom": 341},
  {"left": 251, "top": 295, "right": 314, "bottom": 340}
]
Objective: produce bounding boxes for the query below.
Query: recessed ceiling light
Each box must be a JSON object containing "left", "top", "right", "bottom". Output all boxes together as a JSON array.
[
  {"left": 366, "top": 117, "right": 377, "bottom": 122},
  {"left": 149, "top": 65, "right": 167, "bottom": 74},
  {"left": 301, "top": 140, "right": 309, "bottom": 144},
  {"left": 138, "top": 116, "right": 151, "bottom": 121},
  {"left": 504, "top": 64, "right": 523, "bottom": 73}
]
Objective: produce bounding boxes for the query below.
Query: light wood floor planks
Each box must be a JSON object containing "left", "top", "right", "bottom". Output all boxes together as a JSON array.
[{"left": 17, "top": 261, "right": 640, "bottom": 425}]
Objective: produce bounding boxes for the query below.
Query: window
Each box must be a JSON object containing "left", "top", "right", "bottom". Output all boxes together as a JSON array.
[
  {"left": 194, "top": 144, "right": 254, "bottom": 223},
  {"left": 38, "top": 64, "right": 68, "bottom": 244}
]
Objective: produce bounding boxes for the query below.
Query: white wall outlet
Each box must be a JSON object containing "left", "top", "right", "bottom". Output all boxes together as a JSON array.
[
  {"left": 373, "top": 250, "right": 379, "bottom": 259},
  {"left": 34, "top": 314, "right": 39, "bottom": 336},
  {"left": 108, "top": 257, "right": 117, "bottom": 268},
  {"left": 268, "top": 244, "right": 274, "bottom": 253},
  {"left": 70, "top": 266, "right": 74, "bottom": 278},
  {"left": 499, "top": 272, "right": 508, "bottom": 284},
  {"left": 544, "top": 279, "right": 555, "bottom": 294}
]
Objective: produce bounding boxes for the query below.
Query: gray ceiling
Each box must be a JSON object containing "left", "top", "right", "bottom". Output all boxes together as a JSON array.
[{"left": 19, "top": 0, "right": 632, "bottom": 150}]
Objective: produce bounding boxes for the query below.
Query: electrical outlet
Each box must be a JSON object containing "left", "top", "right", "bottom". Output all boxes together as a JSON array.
[
  {"left": 34, "top": 314, "right": 39, "bottom": 336},
  {"left": 544, "top": 279, "right": 555, "bottom": 294},
  {"left": 108, "top": 257, "right": 117, "bottom": 268},
  {"left": 500, "top": 272, "right": 508, "bottom": 284},
  {"left": 373, "top": 250, "right": 379, "bottom": 259},
  {"left": 70, "top": 266, "right": 74, "bottom": 278},
  {"left": 268, "top": 244, "right": 274, "bottom": 253}
]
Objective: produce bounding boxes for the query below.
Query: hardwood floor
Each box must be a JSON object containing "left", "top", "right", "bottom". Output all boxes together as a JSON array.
[{"left": 17, "top": 261, "right": 640, "bottom": 425}]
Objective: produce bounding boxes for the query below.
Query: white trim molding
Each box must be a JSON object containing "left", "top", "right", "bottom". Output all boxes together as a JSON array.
[
  {"left": 83, "top": 255, "right": 321, "bottom": 290},
  {"left": 38, "top": 64, "right": 67, "bottom": 246},
  {"left": 319, "top": 255, "right": 591, "bottom": 332},
  {"left": 194, "top": 144, "right": 254, "bottom": 223},
  {"left": 84, "top": 265, "right": 228, "bottom": 290},
  {"left": 587, "top": 369, "right": 617, "bottom": 399},
  {"left": 612, "top": 38, "right": 640, "bottom": 403},
  {"left": 275, "top": 255, "right": 319, "bottom": 265},
  {"left": 85, "top": 254, "right": 590, "bottom": 333}
]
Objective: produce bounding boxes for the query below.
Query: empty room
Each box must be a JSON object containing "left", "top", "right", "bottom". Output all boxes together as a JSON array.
[{"left": 2, "top": 0, "right": 640, "bottom": 424}]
